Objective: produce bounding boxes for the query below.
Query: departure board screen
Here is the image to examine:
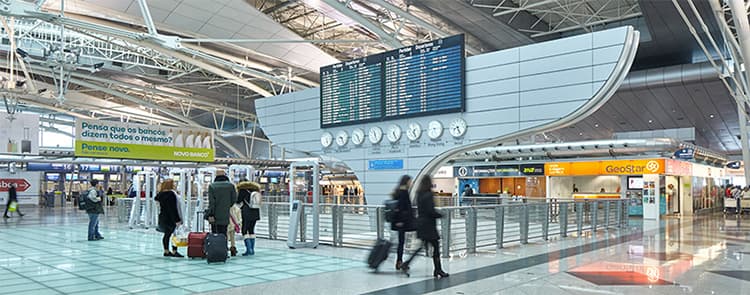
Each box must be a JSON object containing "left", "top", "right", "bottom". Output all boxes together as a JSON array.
[
  {"left": 320, "top": 35, "right": 464, "bottom": 128},
  {"left": 320, "top": 55, "right": 383, "bottom": 127},
  {"left": 383, "top": 34, "right": 465, "bottom": 118}
]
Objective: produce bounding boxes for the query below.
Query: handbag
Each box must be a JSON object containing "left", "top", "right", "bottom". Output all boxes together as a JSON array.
[
  {"left": 230, "top": 215, "right": 240, "bottom": 233},
  {"left": 171, "top": 225, "right": 189, "bottom": 247},
  {"left": 8, "top": 201, "right": 17, "bottom": 212}
]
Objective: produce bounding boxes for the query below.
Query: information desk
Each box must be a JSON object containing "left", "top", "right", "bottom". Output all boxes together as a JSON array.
[{"left": 572, "top": 193, "right": 621, "bottom": 199}]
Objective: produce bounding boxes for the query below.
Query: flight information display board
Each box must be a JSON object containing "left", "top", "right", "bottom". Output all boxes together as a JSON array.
[
  {"left": 320, "top": 35, "right": 464, "bottom": 128},
  {"left": 383, "top": 34, "right": 464, "bottom": 118},
  {"left": 320, "top": 56, "right": 383, "bottom": 127}
]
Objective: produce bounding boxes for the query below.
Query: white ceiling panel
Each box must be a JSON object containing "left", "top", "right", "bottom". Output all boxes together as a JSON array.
[
  {"left": 207, "top": 14, "right": 244, "bottom": 32},
  {"left": 126, "top": 4, "right": 171, "bottom": 23},
  {"left": 172, "top": 2, "right": 213, "bottom": 22},
  {"left": 198, "top": 23, "right": 235, "bottom": 39},
  {"left": 163, "top": 13, "right": 204, "bottom": 32},
  {"left": 180, "top": 0, "right": 226, "bottom": 14},
  {"left": 147, "top": 0, "right": 180, "bottom": 12}
]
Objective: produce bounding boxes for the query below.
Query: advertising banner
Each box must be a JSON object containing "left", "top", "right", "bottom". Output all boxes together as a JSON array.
[
  {"left": 0, "top": 172, "right": 41, "bottom": 205},
  {"left": 0, "top": 113, "right": 39, "bottom": 155},
  {"left": 545, "top": 159, "right": 665, "bottom": 176},
  {"left": 74, "top": 119, "right": 214, "bottom": 162}
]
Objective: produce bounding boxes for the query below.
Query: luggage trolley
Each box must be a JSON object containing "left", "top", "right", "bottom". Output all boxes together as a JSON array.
[
  {"left": 287, "top": 161, "right": 320, "bottom": 249},
  {"left": 128, "top": 171, "right": 159, "bottom": 229}
]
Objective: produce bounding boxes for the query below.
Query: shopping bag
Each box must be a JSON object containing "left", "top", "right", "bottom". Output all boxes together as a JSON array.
[
  {"left": 172, "top": 225, "right": 189, "bottom": 247},
  {"left": 8, "top": 201, "right": 17, "bottom": 212}
]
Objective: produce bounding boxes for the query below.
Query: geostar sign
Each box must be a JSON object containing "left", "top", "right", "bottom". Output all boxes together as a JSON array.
[
  {"left": 545, "top": 159, "right": 666, "bottom": 176},
  {"left": 0, "top": 179, "right": 31, "bottom": 192}
]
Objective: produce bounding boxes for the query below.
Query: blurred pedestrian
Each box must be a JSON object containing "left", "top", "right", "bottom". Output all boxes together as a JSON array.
[
  {"left": 401, "top": 176, "right": 449, "bottom": 278},
  {"left": 391, "top": 175, "right": 415, "bottom": 270}
]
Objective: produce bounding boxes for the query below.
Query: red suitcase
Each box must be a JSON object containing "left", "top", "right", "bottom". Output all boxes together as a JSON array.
[{"left": 187, "top": 232, "right": 208, "bottom": 258}]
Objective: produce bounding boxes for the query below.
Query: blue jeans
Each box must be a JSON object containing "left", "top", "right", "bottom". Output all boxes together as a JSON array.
[{"left": 88, "top": 213, "right": 101, "bottom": 239}]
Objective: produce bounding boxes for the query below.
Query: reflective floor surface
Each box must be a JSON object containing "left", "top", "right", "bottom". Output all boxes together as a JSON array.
[{"left": 1, "top": 207, "right": 748, "bottom": 294}]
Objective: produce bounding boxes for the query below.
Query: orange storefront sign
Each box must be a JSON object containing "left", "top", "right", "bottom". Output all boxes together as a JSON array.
[{"left": 545, "top": 159, "right": 665, "bottom": 176}]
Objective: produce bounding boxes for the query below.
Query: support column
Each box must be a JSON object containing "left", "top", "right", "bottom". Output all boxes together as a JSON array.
[{"left": 729, "top": 0, "right": 750, "bottom": 185}]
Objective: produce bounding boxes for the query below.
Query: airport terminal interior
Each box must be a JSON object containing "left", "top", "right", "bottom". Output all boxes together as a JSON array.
[{"left": 2, "top": 0, "right": 750, "bottom": 294}]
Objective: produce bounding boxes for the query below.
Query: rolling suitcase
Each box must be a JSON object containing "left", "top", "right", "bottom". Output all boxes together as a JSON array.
[
  {"left": 367, "top": 238, "right": 392, "bottom": 269},
  {"left": 205, "top": 233, "right": 228, "bottom": 263},
  {"left": 187, "top": 232, "right": 208, "bottom": 258}
]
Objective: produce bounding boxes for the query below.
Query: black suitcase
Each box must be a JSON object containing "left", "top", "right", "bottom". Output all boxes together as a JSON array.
[
  {"left": 204, "top": 233, "right": 228, "bottom": 263},
  {"left": 367, "top": 239, "right": 392, "bottom": 269}
]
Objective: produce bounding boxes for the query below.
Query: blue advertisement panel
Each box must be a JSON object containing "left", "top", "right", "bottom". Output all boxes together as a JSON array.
[{"left": 368, "top": 159, "right": 404, "bottom": 170}]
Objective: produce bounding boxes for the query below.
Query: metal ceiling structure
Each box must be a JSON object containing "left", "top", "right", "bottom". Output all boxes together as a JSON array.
[{"left": 0, "top": 0, "right": 745, "bottom": 169}]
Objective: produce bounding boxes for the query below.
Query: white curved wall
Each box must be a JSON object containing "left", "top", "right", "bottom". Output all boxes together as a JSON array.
[{"left": 257, "top": 26, "right": 639, "bottom": 204}]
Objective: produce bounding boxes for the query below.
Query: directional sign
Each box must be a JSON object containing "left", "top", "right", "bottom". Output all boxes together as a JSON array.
[{"left": 0, "top": 178, "right": 31, "bottom": 192}]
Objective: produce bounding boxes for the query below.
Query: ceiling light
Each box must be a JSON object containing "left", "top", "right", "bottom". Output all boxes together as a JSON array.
[
  {"left": 709, "top": 114, "right": 715, "bottom": 118},
  {"left": 594, "top": 124, "right": 599, "bottom": 128},
  {"left": 578, "top": 132, "right": 583, "bottom": 136},
  {"left": 648, "top": 120, "right": 653, "bottom": 123}
]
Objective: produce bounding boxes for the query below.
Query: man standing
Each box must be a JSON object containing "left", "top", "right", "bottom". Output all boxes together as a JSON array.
[
  {"left": 208, "top": 170, "right": 237, "bottom": 234},
  {"left": 4, "top": 183, "right": 24, "bottom": 218},
  {"left": 86, "top": 180, "right": 104, "bottom": 241}
]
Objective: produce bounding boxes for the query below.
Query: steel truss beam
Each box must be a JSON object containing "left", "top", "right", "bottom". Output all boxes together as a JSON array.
[{"left": 470, "top": 0, "right": 642, "bottom": 38}]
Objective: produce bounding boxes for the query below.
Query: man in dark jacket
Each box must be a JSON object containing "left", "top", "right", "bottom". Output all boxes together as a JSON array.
[
  {"left": 86, "top": 180, "right": 105, "bottom": 241},
  {"left": 208, "top": 170, "right": 237, "bottom": 234},
  {"left": 4, "top": 183, "right": 24, "bottom": 218}
]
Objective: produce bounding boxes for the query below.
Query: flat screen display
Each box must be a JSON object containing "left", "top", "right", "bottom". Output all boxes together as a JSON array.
[
  {"left": 270, "top": 177, "right": 279, "bottom": 184},
  {"left": 319, "top": 35, "right": 465, "bottom": 128},
  {"left": 109, "top": 174, "right": 120, "bottom": 182},
  {"left": 627, "top": 177, "right": 644, "bottom": 190},
  {"left": 259, "top": 177, "right": 268, "bottom": 183},
  {"left": 92, "top": 174, "right": 105, "bottom": 181},
  {"left": 46, "top": 173, "right": 60, "bottom": 181}
]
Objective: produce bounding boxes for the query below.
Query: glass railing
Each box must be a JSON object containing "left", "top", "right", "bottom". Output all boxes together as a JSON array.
[{"left": 115, "top": 197, "right": 628, "bottom": 256}]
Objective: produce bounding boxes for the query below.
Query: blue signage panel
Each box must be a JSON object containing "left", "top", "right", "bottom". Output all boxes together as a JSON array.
[
  {"left": 27, "top": 163, "right": 73, "bottom": 172},
  {"left": 673, "top": 148, "right": 694, "bottom": 160},
  {"left": 368, "top": 159, "right": 404, "bottom": 170}
]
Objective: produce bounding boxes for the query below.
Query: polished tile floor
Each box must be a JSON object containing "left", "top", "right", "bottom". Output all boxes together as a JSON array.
[
  {"left": 2, "top": 207, "right": 749, "bottom": 294},
  {"left": 0, "top": 207, "right": 360, "bottom": 295}
]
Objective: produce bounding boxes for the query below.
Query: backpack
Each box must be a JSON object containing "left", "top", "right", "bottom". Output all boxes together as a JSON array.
[
  {"left": 384, "top": 199, "right": 399, "bottom": 223},
  {"left": 78, "top": 188, "right": 96, "bottom": 210}
]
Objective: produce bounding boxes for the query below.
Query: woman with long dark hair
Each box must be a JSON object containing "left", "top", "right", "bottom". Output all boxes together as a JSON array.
[
  {"left": 155, "top": 179, "right": 183, "bottom": 257},
  {"left": 401, "top": 175, "right": 449, "bottom": 278},
  {"left": 391, "top": 175, "right": 416, "bottom": 270}
]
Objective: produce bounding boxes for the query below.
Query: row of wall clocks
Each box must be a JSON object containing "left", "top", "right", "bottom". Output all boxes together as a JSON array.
[{"left": 321, "top": 118, "right": 467, "bottom": 148}]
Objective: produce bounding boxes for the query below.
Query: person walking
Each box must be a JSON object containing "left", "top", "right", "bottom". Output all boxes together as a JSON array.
[
  {"left": 85, "top": 180, "right": 104, "bottom": 241},
  {"left": 4, "top": 183, "right": 24, "bottom": 218},
  {"left": 236, "top": 181, "right": 262, "bottom": 256},
  {"left": 391, "top": 175, "right": 416, "bottom": 270},
  {"left": 207, "top": 170, "right": 237, "bottom": 235},
  {"left": 401, "top": 176, "right": 449, "bottom": 278},
  {"left": 155, "top": 179, "right": 183, "bottom": 257}
]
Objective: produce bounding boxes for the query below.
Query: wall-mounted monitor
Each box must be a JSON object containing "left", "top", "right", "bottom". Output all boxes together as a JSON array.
[
  {"left": 92, "top": 174, "right": 106, "bottom": 181},
  {"left": 627, "top": 176, "right": 644, "bottom": 190},
  {"left": 270, "top": 177, "right": 279, "bottom": 184},
  {"left": 46, "top": 173, "right": 60, "bottom": 181},
  {"left": 109, "top": 174, "right": 121, "bottom": 182}
]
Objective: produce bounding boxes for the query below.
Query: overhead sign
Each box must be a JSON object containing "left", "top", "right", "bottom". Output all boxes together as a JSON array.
[
  {"left": 0, "top": 113, "right": 39, "bottom": 155},
  {"left": 368, "top": 159, "right": 404, "bottom": 170},
  {"left": 0, "top": 179, "right": 31, "bottom": 192},
  {"left": 26, "top": 163, "right": 73, "bottom": 172},
  {"left": 454, "top": 163, "right": 545, "bottom": 177},
  {"left": 673, "top": 148, "right": 694, "bottom": 160},
  {"left": 74, "top": 119, "right": 215, "bottom": 162},
  {"left": 665, "top": 159, "right": 692, "bottom": 176},
  {"left": 545, "top": 159, "right": 666, "bottom": 176}
]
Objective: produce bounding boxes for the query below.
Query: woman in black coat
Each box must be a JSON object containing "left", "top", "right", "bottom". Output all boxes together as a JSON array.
[
  {"left": 401, "top": 175, "right": 449, "bottom": 278},
  {"left": 155, "top": 179, "right": 183, "bottom": 257},
  {"left": 236, "top": 181, "right": 261, "bottom": 256},
  {"left": 391, "top": 175, "right": 416, "bottom": 270}
]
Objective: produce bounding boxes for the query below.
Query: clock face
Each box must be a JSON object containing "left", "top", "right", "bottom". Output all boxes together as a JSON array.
[
  {"left": 449, "top": 118, "right": 467, "bottom": 138},
  {"left": 351, "top": 128, "right": 365, "bottom": 145},
  {"left": 335, "top": 130, "right": 348, "bottom": 146},
  {"left": 368, "top": 126, "right": 383, "bottom": 144},
  {"left": 427, "top": 120, "right": 443, "bottom": 139},
  {"left": 387, "top": 124, "right": 402, "bottom": 143},
  {"left": 320, "top": 132, "right": 333, "bottom": 147},
  {"left": 406, "top": 122, "right": 422, "bottom": 141}
]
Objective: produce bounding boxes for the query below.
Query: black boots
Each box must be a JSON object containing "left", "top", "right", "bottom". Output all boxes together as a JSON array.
[{"left": 433, "top": 256, "right": 449, "bottom": 278}]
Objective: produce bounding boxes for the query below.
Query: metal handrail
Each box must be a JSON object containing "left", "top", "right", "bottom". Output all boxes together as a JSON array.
[{"left": 114, "top": 197, "right": 629, "bottom": 254}]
